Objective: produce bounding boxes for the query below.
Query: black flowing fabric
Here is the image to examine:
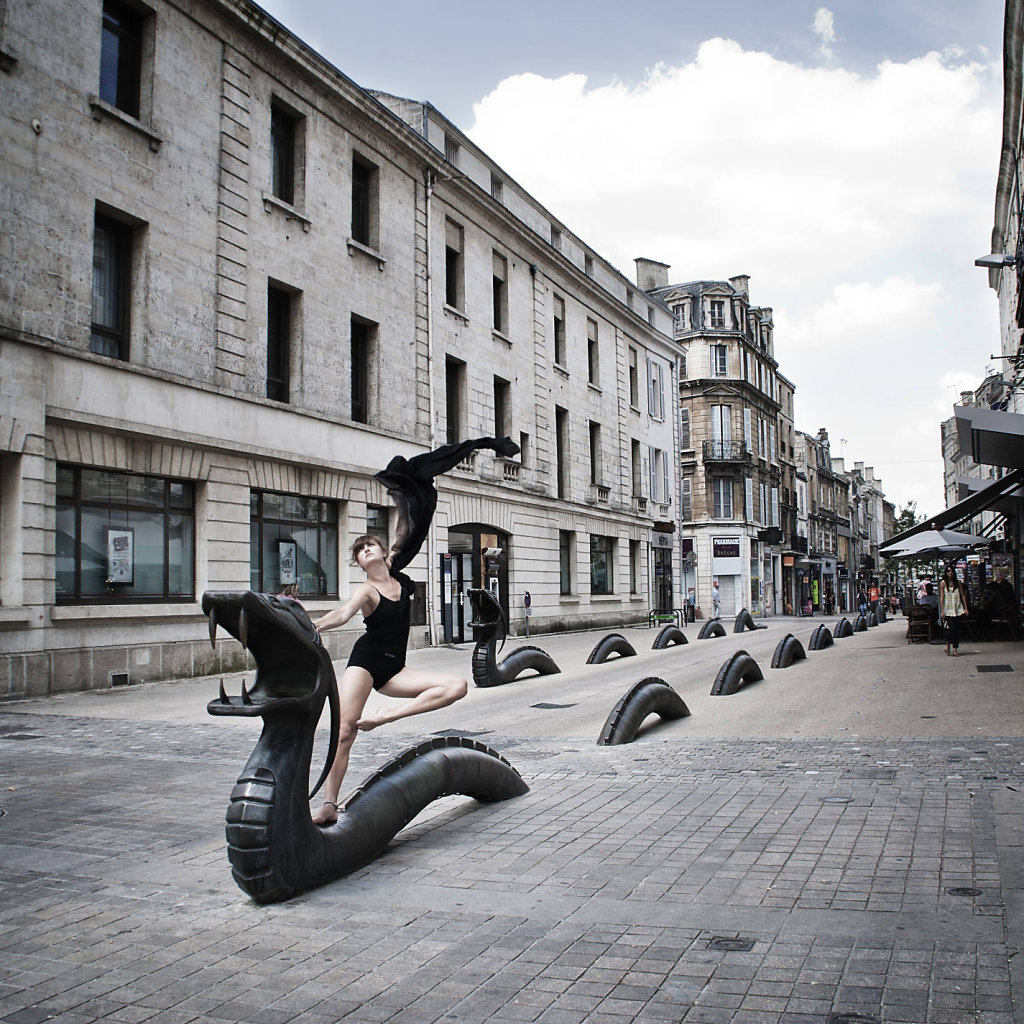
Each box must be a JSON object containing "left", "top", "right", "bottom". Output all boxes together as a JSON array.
[{"left": 374, "top": 436, "right": 519, "bottom": 574}]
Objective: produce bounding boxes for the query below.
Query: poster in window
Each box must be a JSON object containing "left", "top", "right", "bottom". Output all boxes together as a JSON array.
[
  {"left": 278, "top": 540, "right": 297, "bottom": 585},
  {"left": 106, "top": 527, "right": 134, "bottom": 585}
]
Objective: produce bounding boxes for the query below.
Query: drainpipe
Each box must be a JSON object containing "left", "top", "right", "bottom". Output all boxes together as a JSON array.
[{"left": 424, "top": 166, "right": 439, "bottom": 647}]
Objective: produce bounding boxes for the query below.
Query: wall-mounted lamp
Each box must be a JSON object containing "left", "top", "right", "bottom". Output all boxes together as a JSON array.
[{"left": 975, "top": 253, "right": 1020, "bottom": 268}]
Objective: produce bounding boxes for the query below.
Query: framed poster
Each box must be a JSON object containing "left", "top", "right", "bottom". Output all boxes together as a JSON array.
[
  {"left": 278, "top": 540, "right": 297, "bottom": 585},
  {"left": 106, "top": 526, "right": 134, "bottom": 585}
]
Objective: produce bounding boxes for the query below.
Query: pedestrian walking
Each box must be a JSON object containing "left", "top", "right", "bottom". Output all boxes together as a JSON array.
[
  {"left": 939, "top": 566, "right": 969, "bottom": 657},
  {"left": 712, "top": 581, "right": 720, "bottom": 618}
]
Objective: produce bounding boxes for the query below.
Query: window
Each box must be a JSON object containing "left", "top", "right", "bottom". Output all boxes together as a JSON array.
[
  {"left": 760, "top": 482, "right": 769, "bottom": 525},
  {"left": 553, "top": 295, "right": 566, "bottom": 365},
  {"left": 629, "top": 539, "right": 640, "bottom": 595},
  {"left": 267, "top": 284, "right": 292, "bottom": 402},
  {"left": 492, "top": 251, "right": 508, "bottom": 333},
  {"left": 628, "top": 346, "right": 639, "bottom": 407},
  {"left": 56, "top": 465, "right": 194, "bottom": 603},
  {"left": 631, "top": 440, "right": 642, "bottom": 496},
  {"left": 444, "top": 219, "right": 464, "bottom": 309},
  {"left": 91, "top": 211, "right": 134, "bottom": 360},
  {"left": 672, "top": 303, "right": 687, "bottom": 336},
  {"left": 493, "top": 376, "right": 510, "bottom": 439},
  {"left": 648, "top": 358, "right": 665, "bottom": 419},
  {"left": 250, "top": 491, "right": 338, "bottom": 599},
  {"left": 584, "top": 254, "right": 594, "bottom": 277},
  {"left": 270, "top": 102, "right": 300, "bottom": 205},
  {"left": 680, "top": 408, "right": 691, "bottom": 449},
  {"left": 490, "top": 172, "right": 503, "bottom": 202},
  {"left": 589, "top": 421, "right": 602, "bottom": 485},
  {"left": 649, "top": 447, "right": 663, "bottom": 502},
  {"left": 710, "top": 405, "right": 732, "bottom": 445},
  {"left": 351, "top": 316, "right": 375, "bottom": 423},
  {"left": 586, "top": 318, "right": 599, "bottom": 385},
  {"left": 555, "top": 405, "right": 569, "bottom": 499},
  {"left": 710, "top": 299, "right": 725, "bottom": 328},
  {"left": 99, "top": 0, "right": 144, "bottom": 119},
  {"left": 519, "top": 432, "right": 530, "bottom": 467},
  {"left": 550, "top": 225, "right": 561, "bottom": 250},
  {"left": 590, "top": 535, "right": 614, "bottom": 595},
  {"left": 365, "top": 504, "right": 388, "bottom": 546},
  {"left": 711, "top": 344, "right": 728, "bottom": 376},
  {"left": 712, "top": 477, "right": 733, "bottom": 519},
  {"left": 559, "top": 529, "right": 575, "bottom": 595},
  {"left": 680, "top": 353, "right": 687, "bottom": 378},
  {"left": 351, "top": 153, "right": 378, "bottom": 248},
  {"left": 444, "top": 133, "right": 460, "bottom": 165},
  {"left": 445, "top": 358, "right": 465, "bottom": 445}
]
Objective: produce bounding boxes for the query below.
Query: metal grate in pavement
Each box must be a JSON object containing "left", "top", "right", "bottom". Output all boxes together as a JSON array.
[
  {"left": 842, "top": 768, "right": 895, "bottom": 779},
  {"left": 530, "top": 702, "right": 577, "bottom": 709},
  {"left": 977, "top": 664, "right": 1014, "bottom": 673}
]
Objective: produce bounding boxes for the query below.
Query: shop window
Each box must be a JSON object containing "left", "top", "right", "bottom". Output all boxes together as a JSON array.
[
  {"left": 56, "top": 465, "right": 194, "bottom": 603},
  {"left": 250, "top": 491, "right": 339, "bottom": 598}
]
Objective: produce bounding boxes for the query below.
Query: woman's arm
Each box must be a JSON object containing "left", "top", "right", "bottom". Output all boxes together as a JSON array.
[{"left": 313, "top": 583, "right": 374, "bottom": 632}]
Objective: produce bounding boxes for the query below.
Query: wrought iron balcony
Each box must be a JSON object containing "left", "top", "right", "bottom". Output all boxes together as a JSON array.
[{"left": 702, "top": 440, "right": 750, "bottom": 463}]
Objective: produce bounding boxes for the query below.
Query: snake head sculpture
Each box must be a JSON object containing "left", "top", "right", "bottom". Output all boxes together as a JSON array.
[{"left": 203, "top": 591, "right": 334, "bottom": 718}]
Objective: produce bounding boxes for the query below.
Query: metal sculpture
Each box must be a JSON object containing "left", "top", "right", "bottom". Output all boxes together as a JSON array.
[
  {"left": 652, "top": 624, "right": 688, "bottom": 649},
  {"left": 710, "top": 650, "right": 764, "bottom": 696},
  {"left": 204, "top": 590, "right": 528, "bottom": 903},
  {"left": 853, "top": 614, "right": 868, "bottom": 632},
  {"left": 597, "top": 676, "right": 690, "bottom": 745},
  {"left": 834, "top": 617, "right": 854, "bottom": 638},
  {"left": 697, "top": 618, "right": 726, "bottom": 639},
  {"left": 586, "top": 632, "right": 637, "bottom": 664},
  {"left": 467, "top": 588, "right": 560, "bottom": 687},
  {"left": 733, "top": 608, "right": 768, "bottom": 633},
  {"left": 809, "top": 624, "right": 835, "bottom": 650},
  {"left": 770, "top": 633, "right": 807, "bottom": 668}
]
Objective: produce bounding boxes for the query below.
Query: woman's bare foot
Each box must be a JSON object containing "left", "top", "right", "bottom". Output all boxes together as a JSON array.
[
  {"left": 311, "top": 800, "right": 339, "bottom": 826},
  {"left": 357, "top": 712, "right": 388, "bottom": 731}
]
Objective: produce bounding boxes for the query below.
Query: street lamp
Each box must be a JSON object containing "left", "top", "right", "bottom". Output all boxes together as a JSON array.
[{"left": 975, "top": 253, "right": 1020, "bottom": 268}]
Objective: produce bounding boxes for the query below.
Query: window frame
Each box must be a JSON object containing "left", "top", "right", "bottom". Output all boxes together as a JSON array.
[
  {"left": 270, "top": 102, "right": 298, "bottom": 206},
  {"left": 712, "top": 476, "right": 733, "bottom": 519},
  {"left": 99, "top": 0, "right": 144, "bottom": 119},
  {"left": 56, "top": 464, "right": 195, "bottom": 604},
  {"left": 350, "top": 152, "right": 378, "bottom": 248},
  {"left": 266, "top": 284, "right": 291, "bottom": 403},
  {"left": 590, "top": 534, "right": 615, "bottom": 595},
  {"left": 91, "top": 210, "right": 134, "bottom": 361}
]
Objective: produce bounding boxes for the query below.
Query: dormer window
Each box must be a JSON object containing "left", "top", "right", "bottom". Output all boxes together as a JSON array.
[
  {"left": 672, "top": 303, "right": 687, "bottom": 336},
  {"left": 710, "top": 299, "right": 725, "bottom": 328}
]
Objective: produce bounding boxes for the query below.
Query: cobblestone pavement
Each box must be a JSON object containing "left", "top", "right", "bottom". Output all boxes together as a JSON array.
[{"left": 1, "top": 618, "right": 1023, "bottom": 1023}]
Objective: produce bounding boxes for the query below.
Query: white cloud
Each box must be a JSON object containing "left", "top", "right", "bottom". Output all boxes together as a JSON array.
[
  {"left": 813, "top": 7, "right": 836, "bottom": 59},
  {"left": 468, "top": 39, "right": 1001, "bottom": 514}
]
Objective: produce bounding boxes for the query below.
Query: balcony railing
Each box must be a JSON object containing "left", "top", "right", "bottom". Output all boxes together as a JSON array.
[{"left": 702, "top": 440, "right": 750, "bottom": 463}]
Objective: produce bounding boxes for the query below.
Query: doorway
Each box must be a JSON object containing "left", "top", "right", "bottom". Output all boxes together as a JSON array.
[{"left": 442, "top": 524, "right": 510, "bottom": 643}]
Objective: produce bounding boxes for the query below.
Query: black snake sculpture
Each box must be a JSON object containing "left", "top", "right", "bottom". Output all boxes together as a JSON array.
[
  {"left": 204, "top": 590, "right": 529, "bottom": 904},
  {"left": 467, "top": 588, "right": 560, "bottom": 687}
]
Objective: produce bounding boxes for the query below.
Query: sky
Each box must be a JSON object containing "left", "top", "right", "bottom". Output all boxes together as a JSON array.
[{"left": 256, "top": 1, "right": 1007, "bottom": 518}]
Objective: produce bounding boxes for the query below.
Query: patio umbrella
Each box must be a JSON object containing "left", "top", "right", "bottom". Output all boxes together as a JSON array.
[{"left": 880, "top": 528, "right": 991, "bottom": 560}]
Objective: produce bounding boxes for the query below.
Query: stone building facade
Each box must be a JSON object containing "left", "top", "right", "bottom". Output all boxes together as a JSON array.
[
  {"left": 644, "top": 273, "right": 785, "bottom": 618},
  {"left": 0, "top": 0, "right": 678, "bottom": 698}
]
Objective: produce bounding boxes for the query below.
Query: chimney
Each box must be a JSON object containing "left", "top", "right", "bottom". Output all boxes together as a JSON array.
[
  {"left": 960, "top": 391, "right": 974, "bottom": 406},
  {"left": 728, "top": 274, "right": 750, "bottom": 298},
  {"left": 634, "top": 258, "right": 670, "bottom": 291}
]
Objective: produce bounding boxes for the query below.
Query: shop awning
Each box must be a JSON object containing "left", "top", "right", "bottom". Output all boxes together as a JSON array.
[
  {"left": 885, "top": 466, "right": 1024, "bottom": 548},
  {"left": 955, "top": 405, "right": 1024, "bottom": 468}
]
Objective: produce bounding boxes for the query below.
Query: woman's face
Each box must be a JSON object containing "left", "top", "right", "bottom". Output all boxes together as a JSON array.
[{"left": 356, "top": 539, "right": 387, "bottom": 568}]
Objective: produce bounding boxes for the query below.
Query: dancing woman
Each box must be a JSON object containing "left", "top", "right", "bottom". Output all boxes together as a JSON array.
[{"left": 311, "top": 436, "right": 519, "bottom": 825}]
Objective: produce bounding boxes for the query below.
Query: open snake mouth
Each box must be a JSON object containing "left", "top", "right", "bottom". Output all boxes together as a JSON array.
[{"left": 202, "top": 591, "right": 329, "bottom": 717}]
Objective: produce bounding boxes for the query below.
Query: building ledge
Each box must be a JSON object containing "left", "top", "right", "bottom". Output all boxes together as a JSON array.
[
  {"left": 346, "top": 237, "right": 387, "bottom": 269},
  {"left": 261, "top": 192, "right": 312, "bottom": 231},
  {"left": 51, "top": 602, "right": 203, "bottom": 623},
  {"left": 89, "top": 96, "right": 163, "bottom": 151}
]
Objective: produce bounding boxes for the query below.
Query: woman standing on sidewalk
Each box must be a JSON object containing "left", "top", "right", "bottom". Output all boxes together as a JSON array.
[{"left": 939, "top": 566, "right": 969, "bottom": 656}]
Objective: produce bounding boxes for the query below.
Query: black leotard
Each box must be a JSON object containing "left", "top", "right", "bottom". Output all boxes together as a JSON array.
[{"left": 346, "top": 572, "right": 415, "bottom": 690}]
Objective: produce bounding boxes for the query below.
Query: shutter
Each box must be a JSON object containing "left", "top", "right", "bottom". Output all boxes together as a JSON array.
[
  {"left": 681, "top": 477, "right": 692, "bottom": 520},
  {"left": 647, "top": 357, "right": 654, "bottom": 414},
  {"left": 649, "top": 445, "right": 656, "bottom": 500},
  {"left": 743, "top": 409, "right": 752, "bottom": 453},
  {"left": 680, "top": 408, "right": 690, "bottom": 449},
  {"left": 772, "top": 487, "right": 780, "bottom": 527},
  {"left": 657, "top": 363, "right": 665, "bottom": 420},
  {"left": 770, "top": 424, "right": 776, "bottom": 463},
  {"left": 745, "top": 478, "right": 753, "bottom": 521},
  {"left": 662, "top": 451, "right": 670, "bottom": 506}
]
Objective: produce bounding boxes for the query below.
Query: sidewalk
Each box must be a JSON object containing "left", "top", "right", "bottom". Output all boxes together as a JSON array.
[{"left": 1, "top": 615, "right": 1022, "bottom": 1023}]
